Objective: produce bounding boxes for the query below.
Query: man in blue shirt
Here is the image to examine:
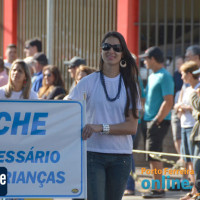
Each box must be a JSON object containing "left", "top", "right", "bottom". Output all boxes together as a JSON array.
[
  {"left": 32, "top": 52, "right": 48, "bottom": 92},
  {"left": 139, "top": 47, "right": 174, "bottom": 198}
]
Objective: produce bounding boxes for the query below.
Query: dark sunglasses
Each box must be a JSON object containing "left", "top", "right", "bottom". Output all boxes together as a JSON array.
[
  {"left": 102, "top": 43, "right": 122, "bottom": 52},
  {"left": 44, "top": 73, "right": 51, "bottom": 77},
  {"left": 24, "top": 46, "right": 30, "bottom": 49}
]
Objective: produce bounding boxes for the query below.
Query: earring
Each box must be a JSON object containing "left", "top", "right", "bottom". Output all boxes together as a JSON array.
[
  {"left": 23, "top": 79, "right": 27, "bottom": 85},
  {"left": 120, "top": 59, "right": 127, "bottom": 68}
]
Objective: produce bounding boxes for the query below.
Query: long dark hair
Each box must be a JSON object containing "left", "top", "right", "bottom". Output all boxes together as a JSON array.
[
  {"left": 38, "top": 65, "right": 65, "bottom": 98},
  {"left": 42, "top": 65, "right": 65, "bottom": 87},
  {"left": 99, "top": 31, "right": 139, "bottom": 118}
]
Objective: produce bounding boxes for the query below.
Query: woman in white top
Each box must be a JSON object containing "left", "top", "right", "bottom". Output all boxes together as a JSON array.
[
  {"left": 0, "top": 60, "right": 37, "bottom": 200},
  {"left": 66, "top": 31, "right": 141, "bottom": 200},
  {"left": 0, "top": 59, "right": 37, "bottom": 99},
  {"left": 174, "top": 61, "right": 200, "bottom": 200}
]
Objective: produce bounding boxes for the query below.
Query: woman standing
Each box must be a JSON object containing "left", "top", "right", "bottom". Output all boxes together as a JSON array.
[
  {"left": 66, "top": 31, "right": 141, "bottom": 200},
  {"left": 38, "top": 65, "right": 66, "bottom": 99},
  {"left": 174, "top": 61, "right": 200, "bottom": 200},
  {"left": 0, "top": 59, "right": 37, "bottom": 99},
  {"left": 190, "top": 87, "right": 200, "bottom": 200}
]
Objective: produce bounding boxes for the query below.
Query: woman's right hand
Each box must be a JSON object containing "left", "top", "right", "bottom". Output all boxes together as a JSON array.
[
  {"left": 82, "top": 124, "right": 102, "bottom": 140},
  {"left": 174, "top": 103, "right": 183, "bottom": 118},
  {"left": 174, "top": 102, "right": 182, "bottom": 111}
]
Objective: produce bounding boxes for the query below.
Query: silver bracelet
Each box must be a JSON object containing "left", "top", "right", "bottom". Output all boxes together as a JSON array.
[{"left": 102, "top": 124, "right": 110, "bottom": 135}]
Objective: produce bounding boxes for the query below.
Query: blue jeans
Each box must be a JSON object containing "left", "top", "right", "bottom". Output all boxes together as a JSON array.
[
  {"left": 126, "top": 135, "right": 136, "bottom": 191},
  {"left": 181, "top": 127, "right": 194, "bottom": 162},
  {"left": 87, "top": 151, "right": 132, "bottom": 200}
]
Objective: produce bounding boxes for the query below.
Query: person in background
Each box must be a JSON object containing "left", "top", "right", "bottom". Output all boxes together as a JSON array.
[
  {"left": 64, "top": 56, "right": 86, "bottom": 92},
  {"left": 171, "top": 56, "right": 184, "bottom": 168},
  {"left": 24, "top": 56, "right": 36, "bottom": 77},
  {"left": 0, "top": 57, "right": 8, "bottom": 87},
  {"left": 174, "top": 56, "right": 184, "bottom": 94},
  {"left": 174, "top": 61, "right": 200, "bottom": 200},
  {"left": 64, "top": 65, "right": 95, "bottom": 102},
  {"left": 32, "top": 52, "right": 48, "bottom": 92},
  {"left": 4, "top": 44, "right": 17, "bottom": 70},
  {"left": 65, "top": 31, "right": 141, "bottom": 200},
  {"left": 24, "top": 38, "right": 42, "bottom": 58},
  {"left": 38, "top": 65, "right": 66, "bottom": 99},
  {"left": 0, "top": 59, "right": 37, "bottom": 100},
  {"left": 75, "top": 65, "right": 95, "bottom": 85},
  {"left": 189, "top": 67, "right": 200, "bottom": 199},
  {"left": 185, "top": 45, "right": 200, "bottom": 67},
  {"left": 124, "top": 54, "right": 145, "bottom": 196},
  {"left": 139, "top": 46, "right": 174, "bottom": 198},
  {"left": 0, "top": 60, "right": 37, "bottom": 200}
]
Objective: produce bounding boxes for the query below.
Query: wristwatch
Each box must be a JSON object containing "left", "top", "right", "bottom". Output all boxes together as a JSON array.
[{"left": 102, "top": 124, "right": 110, "bottom": 135}]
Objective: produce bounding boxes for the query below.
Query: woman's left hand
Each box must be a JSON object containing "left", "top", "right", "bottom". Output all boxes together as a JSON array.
[{"left": 82, "top": 124, "right": 102, "bottom": 140}]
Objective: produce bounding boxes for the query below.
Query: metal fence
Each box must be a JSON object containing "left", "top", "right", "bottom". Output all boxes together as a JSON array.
[
  {"left": 139, "top": 0, "right": 200, "bottom": 78},
  {"left": 17, "top": 0, "right": 47, "bottom": 59},
  {"left": 11, "top": 0, "right": 200, "bottom": 88},
  {"left": 17, "top": 0, "right": 117, "bottom": 91}
]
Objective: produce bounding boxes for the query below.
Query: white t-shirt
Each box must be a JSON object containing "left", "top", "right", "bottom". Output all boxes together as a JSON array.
[
  {"left": 180, "top": 82, "right": 200, "bottom": 128},
  {"left": 3, "top": 60, "right": 12, "bottom": 70},
  {"left": 0, "top": 86, "right": 38, "bottom": 99},
  {"left": 65, "top": 72, "right": 141, "bottom": 154}
]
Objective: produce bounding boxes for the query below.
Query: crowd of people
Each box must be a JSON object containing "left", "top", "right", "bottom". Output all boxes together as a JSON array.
[
  {"left": 138, "top": 45, "right": 200, "bottom": 200},
  {"left": 0, "top": 38, "right": 96, "bottom": 101},
  {"left": 1, "top": 33, "right": 200, "bottom": 200}
]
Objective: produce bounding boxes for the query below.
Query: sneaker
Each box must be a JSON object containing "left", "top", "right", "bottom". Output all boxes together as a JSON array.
[
  {"left": 142, "top": 190, "right": 165, "bottom": 198},
  {"left": 124, "top": 189, "right": 135, "bottom": 196}
]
